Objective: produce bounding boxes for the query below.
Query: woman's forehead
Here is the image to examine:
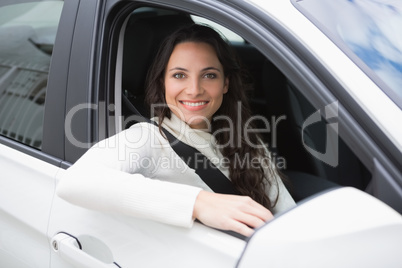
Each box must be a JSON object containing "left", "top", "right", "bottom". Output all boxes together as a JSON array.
[{"left": 167, "top": 42, "right": 222, "bottom": 70}]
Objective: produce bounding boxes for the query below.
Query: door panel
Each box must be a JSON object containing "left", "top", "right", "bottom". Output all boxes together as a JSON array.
[
  {"left": 49, "top": 170, "right": 245, "bottom": 267},
  {"left": 0, "top": 144, "right": 60, "bottom": 267}
]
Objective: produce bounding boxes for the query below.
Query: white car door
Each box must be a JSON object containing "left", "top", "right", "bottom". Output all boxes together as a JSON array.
[
  {"left": 48, "top": 169, "right": 245, "bottom": 268},
  {"left": 0, "top": 145, "right": 59, "bottom": 267}
]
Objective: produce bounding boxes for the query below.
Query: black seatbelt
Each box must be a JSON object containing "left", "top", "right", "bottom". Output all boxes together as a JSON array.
[
  {"left": 123, "top": 94, "right": 239, "bottom": 195},
  {"left": 158, "top": 126, "right": 240, "bottom": 195}
]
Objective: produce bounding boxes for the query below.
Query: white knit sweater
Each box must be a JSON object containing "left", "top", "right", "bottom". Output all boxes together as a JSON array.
[{"left": 57, "top": 114, "right": 295, "bottom": 228}]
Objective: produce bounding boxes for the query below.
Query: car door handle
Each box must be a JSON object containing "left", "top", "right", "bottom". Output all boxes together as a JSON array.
[{"left": 51, "top": 233, "right": 120, "bottom": 268}]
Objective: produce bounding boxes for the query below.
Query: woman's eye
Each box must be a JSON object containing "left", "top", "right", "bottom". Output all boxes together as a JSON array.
[
  {"left": 204, "top": 73, "right": 216, "bottom": 79},
  {"left": 173, "top": 73, "right": 186, "bottom": 79}
]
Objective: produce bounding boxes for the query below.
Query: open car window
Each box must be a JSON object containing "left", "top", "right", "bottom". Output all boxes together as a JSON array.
[{"left": 116, "top": 6, "right": 372, "bottom": 204}]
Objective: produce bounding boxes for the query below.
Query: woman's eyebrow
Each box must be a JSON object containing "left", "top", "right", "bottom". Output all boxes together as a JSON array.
[
  {"left": 168, "top": 67, "right": 188, "bottom": 72},
  {"left": 201, "top": 67, "right": 221, "bottom": 72},
  {"left": 167, "top": 67, "right": 222, "bottom": 72}
]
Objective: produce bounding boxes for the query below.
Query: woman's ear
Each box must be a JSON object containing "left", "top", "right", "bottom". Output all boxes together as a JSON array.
[{"left": 223, "top": 77, "right": 229, "bottom": 94}]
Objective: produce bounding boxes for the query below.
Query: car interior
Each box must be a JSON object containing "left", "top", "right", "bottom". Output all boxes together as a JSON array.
[{"left": 120, "top": 7, "right": 372, "bottom": 202}]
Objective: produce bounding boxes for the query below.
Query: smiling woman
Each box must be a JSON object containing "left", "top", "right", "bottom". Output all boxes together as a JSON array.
[
  {"left": 145, "top": 23, "right": 295, "bottom": 211},
  {"left": 57, "top": 24, "right": 295, "bottom": 238}
]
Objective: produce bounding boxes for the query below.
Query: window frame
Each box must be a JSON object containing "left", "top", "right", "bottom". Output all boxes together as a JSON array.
[{"left": 100, "top": 0, "right": 401, "bottom": 210}]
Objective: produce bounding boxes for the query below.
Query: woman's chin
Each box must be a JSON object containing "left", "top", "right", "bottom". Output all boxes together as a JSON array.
[{"left": 185, "top": 116, "right": 211, "bottom": 130}]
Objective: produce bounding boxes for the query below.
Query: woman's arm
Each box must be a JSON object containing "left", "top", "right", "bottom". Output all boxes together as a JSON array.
[{"left": 57, "top": 125, "right": 202, "bottom": 228}]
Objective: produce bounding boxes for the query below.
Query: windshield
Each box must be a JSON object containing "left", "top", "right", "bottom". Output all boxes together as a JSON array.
[{"left": 294, "top": 0, "right": 402, "bottom": 108}]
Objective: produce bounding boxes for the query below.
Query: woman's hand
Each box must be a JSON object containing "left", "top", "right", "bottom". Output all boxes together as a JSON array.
[{"left": 193, "top": 190, "right": 273, "bottom": 237}]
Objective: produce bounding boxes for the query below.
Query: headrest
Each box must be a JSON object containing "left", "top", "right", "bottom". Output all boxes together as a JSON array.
[{"left": 122, "top": 13, "right": 194, "bottom": 96}]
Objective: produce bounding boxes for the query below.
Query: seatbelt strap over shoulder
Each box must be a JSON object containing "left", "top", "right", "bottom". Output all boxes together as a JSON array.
[
  {"left": 159, "top": 126, "right": 240, "bottom": 195},
  {"left": 122, "top": 95, "right": 239, "bottom": 195}
]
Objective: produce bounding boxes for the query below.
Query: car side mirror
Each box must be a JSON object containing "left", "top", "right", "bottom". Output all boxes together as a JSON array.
[{"left": 238, "top": 187, "right": 402, "bottom": 267}]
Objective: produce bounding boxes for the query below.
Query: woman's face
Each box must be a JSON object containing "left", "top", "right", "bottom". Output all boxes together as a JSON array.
[{"left": 164, "top": 42, "right": 228, "bottom": 130}]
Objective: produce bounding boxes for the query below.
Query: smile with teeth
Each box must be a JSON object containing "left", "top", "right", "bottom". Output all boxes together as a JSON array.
[{"left": 180, "top": 101, "right": 209, "bottom": 107}]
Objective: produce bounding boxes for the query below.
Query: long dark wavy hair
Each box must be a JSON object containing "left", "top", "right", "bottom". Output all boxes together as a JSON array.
[{"left": 145, "top": 24, "right": 278, "bottom": 209}]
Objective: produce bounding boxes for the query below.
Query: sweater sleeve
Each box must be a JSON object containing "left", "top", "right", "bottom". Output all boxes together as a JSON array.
[{"left": 56, "top": 125, "right": 202, "bottom": 228}]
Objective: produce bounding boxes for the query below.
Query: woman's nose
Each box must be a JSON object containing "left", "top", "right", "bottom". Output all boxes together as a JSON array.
[{"left": 185, "top": 78, "right": 203, "bottom": 96}]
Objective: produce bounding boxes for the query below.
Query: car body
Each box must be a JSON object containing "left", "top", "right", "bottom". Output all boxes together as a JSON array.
[{"left": 1, "top": 0, "right": 402, "bottom": 267}]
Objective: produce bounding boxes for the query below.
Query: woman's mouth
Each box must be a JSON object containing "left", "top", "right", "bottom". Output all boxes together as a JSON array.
[
  {"left": 179, "top": 101, "right": 209, "bottom": 110},
  {"left": 180, "top": 101, "right": 208, "bottom": 106}
]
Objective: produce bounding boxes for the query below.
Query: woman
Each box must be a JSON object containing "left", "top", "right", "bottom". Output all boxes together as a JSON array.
[{"left": 57, "top": 24, "right": 295, "bottom": 237}]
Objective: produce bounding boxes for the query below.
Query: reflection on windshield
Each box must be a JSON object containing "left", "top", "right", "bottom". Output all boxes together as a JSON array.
[
  {"left": 340, "top": 0, "right": 402, "bottom": 97},
  {"left": 297, "top": 0, "right": 402, "bottom": 103}
]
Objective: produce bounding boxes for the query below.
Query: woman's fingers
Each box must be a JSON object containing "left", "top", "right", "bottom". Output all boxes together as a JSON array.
[
  {"left": 234, "top": 211, "right": 266, "bottom": 229},
  {"left": 193, "top": 191, "right": 274, "bottom": 237},
  {"left": 236, "top": 196, "right": 274, "bottom": 223},
  {"left": 227, "top": 219, "right": 255, "bottom": 237}
]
